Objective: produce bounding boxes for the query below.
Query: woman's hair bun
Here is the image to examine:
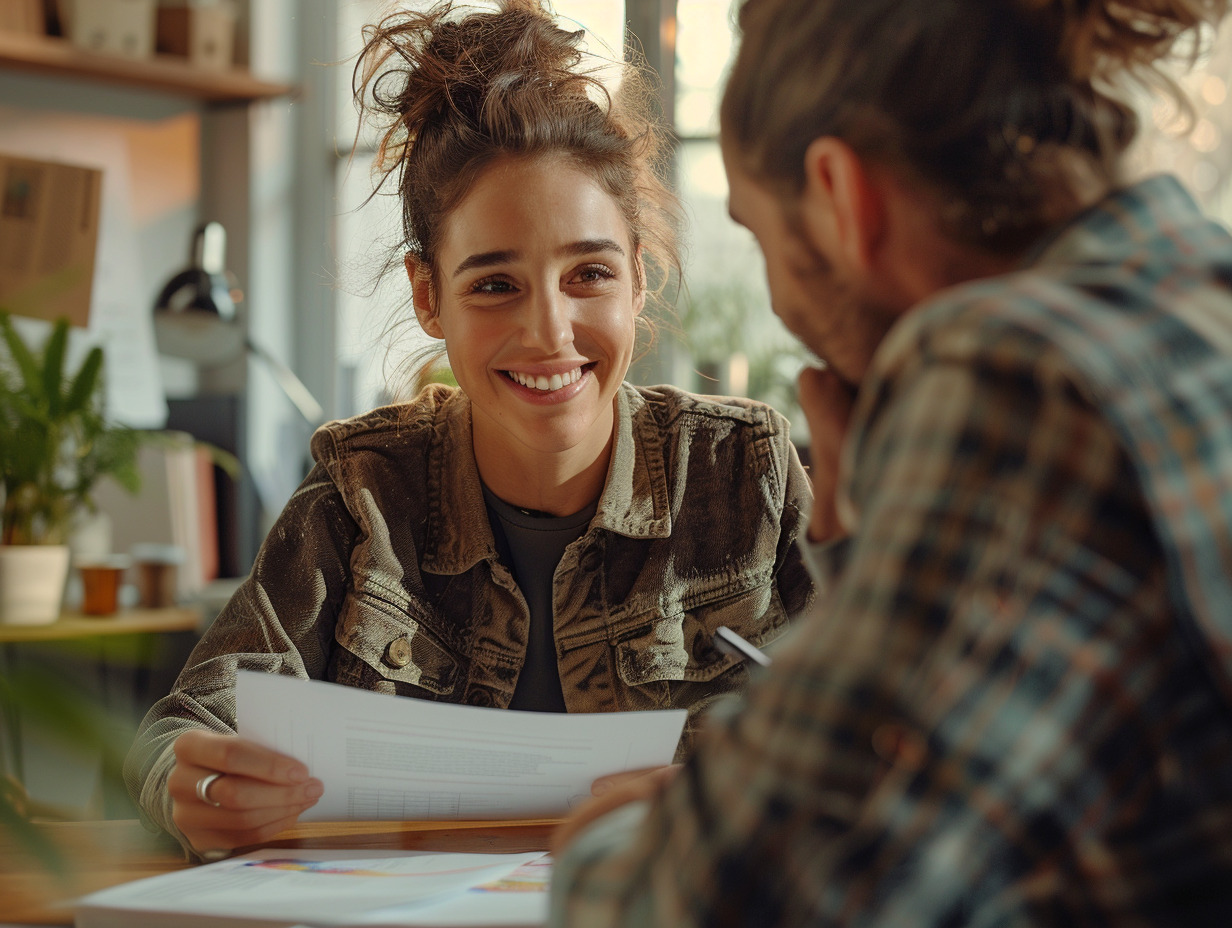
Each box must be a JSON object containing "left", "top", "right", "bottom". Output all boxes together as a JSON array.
[
  {"left": 357, "top": 0, "right": 604, "bottom": 166},
  {"left": 350, "top": 0, "right": 681, "bottom": 348},
  {"left": 1017, "top": 0, "right": 1229, "bottom": 83}
]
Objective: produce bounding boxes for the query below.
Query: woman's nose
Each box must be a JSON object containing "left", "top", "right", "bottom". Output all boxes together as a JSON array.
[{"left": 522, "top": 288, "right": 572, "bottom": 352}]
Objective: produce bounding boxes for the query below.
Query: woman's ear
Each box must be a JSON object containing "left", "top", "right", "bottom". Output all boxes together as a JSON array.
[
  {"left": 405, "top": 253, "right": 444, "bottom": 339},
  {"left": 632, "top": 249, "right": 648, "bottom": 318}
]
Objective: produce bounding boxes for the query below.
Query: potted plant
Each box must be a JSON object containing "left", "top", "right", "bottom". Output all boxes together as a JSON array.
[{"left": 0, "top": 312, "right": 142, "bottom": 624}]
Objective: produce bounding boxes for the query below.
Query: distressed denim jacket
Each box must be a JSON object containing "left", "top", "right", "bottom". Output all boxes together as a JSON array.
[{"left": 125, "top": 382, "right": 814, "bottom": 848}]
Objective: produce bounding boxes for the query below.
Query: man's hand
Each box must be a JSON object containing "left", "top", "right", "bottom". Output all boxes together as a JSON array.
[
  {"left": 169, "top": 730, "right": 324, "bottom": 857},
  {"left": 798, "top": 365, "right": 857, "bottom": 543},
  {"left": 551, "top": 765, "right": 680, "bottom": 855}
]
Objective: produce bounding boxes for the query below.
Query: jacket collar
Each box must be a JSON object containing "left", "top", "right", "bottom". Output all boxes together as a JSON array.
[
  {"left": 593, "top": 384, "right": 672, "bottom": 540},
  {"left": 420, "top": 384, "right": 672, "bottom": 577}
]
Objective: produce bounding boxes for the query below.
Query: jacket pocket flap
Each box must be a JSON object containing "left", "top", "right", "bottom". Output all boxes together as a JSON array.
[{"left": 335, "top": 591, "right": 461, "bottom": 696}]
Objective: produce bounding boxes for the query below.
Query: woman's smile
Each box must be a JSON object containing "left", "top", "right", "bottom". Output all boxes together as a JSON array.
[{"left": 502, "top": 362, "right": 596, "bottom": 398}]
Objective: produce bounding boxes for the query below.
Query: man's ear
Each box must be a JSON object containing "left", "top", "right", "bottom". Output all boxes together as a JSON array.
[
  {"left": 405, "top": 253, "right": 444, "bottom": 339},
  {"left": 800, "top": 137, "right": 885, "bottom": 274}
]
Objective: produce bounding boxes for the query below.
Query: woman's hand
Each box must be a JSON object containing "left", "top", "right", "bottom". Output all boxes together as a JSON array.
[
  {"left": 551, "top": 765, "right": 680, "bottom": 855},
  {"left": 168, "top": 730, "right": 324, "bottom": 857},
  {"left": 798, "top": 365, "right": 856, "bottom": 543}
]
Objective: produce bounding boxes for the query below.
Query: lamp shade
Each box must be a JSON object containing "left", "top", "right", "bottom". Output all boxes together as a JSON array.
[
  {"left": 153, "top": 222, "right": 245, "bottom": 366},
  {"left": 152, "top": 222, "right": 325, "bottom": 426}
]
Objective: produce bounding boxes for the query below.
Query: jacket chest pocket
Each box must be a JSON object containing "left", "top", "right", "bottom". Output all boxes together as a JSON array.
[
  {"left": 614, "top": 581, "right": 785, "bottom": 689},
  {"left": 333, "top": 587, "right": 464, "bottom": 697}
]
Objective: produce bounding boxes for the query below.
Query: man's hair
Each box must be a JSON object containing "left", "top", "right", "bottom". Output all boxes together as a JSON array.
[{"left": 721, "top": 0, "right": 1229, "bottom": 252}]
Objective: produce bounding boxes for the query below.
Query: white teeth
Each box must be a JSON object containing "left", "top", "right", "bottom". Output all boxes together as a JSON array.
[{"left": 509, "top": 367, "right": 583, "bottom": 391}]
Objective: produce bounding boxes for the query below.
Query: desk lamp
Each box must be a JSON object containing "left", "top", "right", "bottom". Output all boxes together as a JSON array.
[{"left": 153, "top": 222, "right": 325, "bottom": 426}]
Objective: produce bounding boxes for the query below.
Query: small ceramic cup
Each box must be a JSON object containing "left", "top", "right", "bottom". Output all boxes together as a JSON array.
[
  {"left": 130, "top": 543, "right": 185, "bottom": 609},
  {"left": 77, "top": 555, "right": 133, "bottom": 616}
]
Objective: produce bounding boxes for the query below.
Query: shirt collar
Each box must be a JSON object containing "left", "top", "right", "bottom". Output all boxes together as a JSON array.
[
  {"left": 872, "top": 174, "right": 1203, "bottom": 373},
  {"left": 1022, "top": 173, "right": 1201, "bottom": 270}
]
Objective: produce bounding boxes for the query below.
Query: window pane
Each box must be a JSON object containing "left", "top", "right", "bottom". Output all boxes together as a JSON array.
[
  {"left": 335, "top": 158, "right": 422, "bottom": 415},
  {"left": 1126, "top": 26, "right": 1232, "bottom": 222},
  {"left": 674, "top": 0, "right": 737, "bottom": 137},
  {"left": 674, "top": 139, "right": 806, "bottom": 432}
]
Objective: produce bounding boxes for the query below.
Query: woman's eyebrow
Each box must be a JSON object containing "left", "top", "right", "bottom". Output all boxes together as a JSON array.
[
  {"left": 453, "top": 239, "right": 626, "bottom": 278},
  {"left": 560, "top": 238, "right": 626, "bottom": 258},
  {"left": 453, "top": 249, "right": 518, "bottom": 278}
]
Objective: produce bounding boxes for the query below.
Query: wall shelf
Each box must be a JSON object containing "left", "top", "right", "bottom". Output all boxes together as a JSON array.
[{"left": 0, "top": 31, "right": 294, "bottom": 103}]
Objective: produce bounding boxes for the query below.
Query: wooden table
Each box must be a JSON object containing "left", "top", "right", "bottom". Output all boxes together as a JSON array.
[
  {"left": 0, "top": 607, "right": 202, "bottom": 643},
  {"left": 0, "top": 818, "right": 558, "bottom": 925}
]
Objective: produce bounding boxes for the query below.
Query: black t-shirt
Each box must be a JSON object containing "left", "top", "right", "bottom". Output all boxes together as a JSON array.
[{"left": 481, "top": 485, "right": 596, "bottom": 712}]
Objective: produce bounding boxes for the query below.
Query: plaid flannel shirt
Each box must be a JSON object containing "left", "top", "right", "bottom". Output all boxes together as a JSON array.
[{"left": 550, "top": 175, "right": 1232, "bottom": 926}]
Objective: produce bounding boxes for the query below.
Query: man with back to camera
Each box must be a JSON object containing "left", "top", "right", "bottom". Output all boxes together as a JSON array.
[{"left": 548, "top": 0, "right": 1232, "bottom": 923}]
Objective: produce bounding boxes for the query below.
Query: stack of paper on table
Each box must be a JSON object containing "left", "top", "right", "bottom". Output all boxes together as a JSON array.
[
  {"left": 75, "top": 675, "right": 683, "bottom": 926},
  {"left": 236, "top": 671, "right": 687, "bottom": 821},
  {"left": 73, "top": 849, "right": 551, "bottom": 928},
  {"left": 362, "top": 854, "right": 552, "bottom": 927}
]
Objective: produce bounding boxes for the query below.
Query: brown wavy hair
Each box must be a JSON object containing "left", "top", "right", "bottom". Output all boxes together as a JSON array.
[
  {"left": 721, "top": 0, "right": 1230, "bottom": 253},
  {"left": 354, "top": 0, "right": 680, "bottom": 312}
]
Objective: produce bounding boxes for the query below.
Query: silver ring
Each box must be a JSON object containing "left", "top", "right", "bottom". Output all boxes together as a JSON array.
[{"left": 195, "top": 772, "right": 224, "bottom": 808}]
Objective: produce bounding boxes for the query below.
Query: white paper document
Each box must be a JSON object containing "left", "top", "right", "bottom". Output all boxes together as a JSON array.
[
  {"left": 345, "top": 854, "right": 552, "bottom": 927},
  {"left": 235, "top": 671, "right": 687, "bottom": 821},
  {"left": 74, "top": 848, "right": 545, "bottom": 928}
]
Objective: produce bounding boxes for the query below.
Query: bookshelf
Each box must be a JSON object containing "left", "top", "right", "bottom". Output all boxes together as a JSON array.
[
  {"left": 0, "top": 607, "right": 201, "bottom": 643},
  {"left": 0, "top": 30, "right": 293, "bottom": 103},
  {"left": 0, "top": 17, "right": 299, "bottom": 578}
]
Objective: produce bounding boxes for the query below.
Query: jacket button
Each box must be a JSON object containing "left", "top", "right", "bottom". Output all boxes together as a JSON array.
[{"left": 384, "top": 637, "right": 412, "bottom": 669}]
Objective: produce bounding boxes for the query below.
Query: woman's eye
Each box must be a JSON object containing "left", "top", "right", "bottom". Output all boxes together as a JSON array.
[
  {"left": 472, "top": 278, "right": 516, "bottom": 294},
  {"left": 573, "top": 264, "right": 616, "bottom": 284}
]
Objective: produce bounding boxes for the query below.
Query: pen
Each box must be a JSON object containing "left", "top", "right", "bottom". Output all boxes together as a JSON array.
[{"left": 714, "top": 625, "right": 773, "bottom": 667}]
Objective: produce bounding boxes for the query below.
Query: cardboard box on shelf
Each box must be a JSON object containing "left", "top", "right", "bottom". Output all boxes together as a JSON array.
[
  {"left": 0, "top": 153, "right": 101, "bottom": 328},
  {"left": 156, "top": 1, "right": 235, "bottom": 70},
  {"left": 0, "top": 0, "right": 46, "bottom": 35},
  {"left": 64, "top": 0, "right": 157, "bottom": 58}
]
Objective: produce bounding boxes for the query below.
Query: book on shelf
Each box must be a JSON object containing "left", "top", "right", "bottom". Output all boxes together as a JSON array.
[{"left": 93, "top": 431, "right": 218, "bottom": 601}]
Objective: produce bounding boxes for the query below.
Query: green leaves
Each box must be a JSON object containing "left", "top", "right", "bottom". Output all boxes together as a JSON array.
[
  {"left": 0, "top": 783, "right": 66, "bottom": 878},
  {"left": 40, "top": 321, "right": 68, "bottom": 418},
  {"left": 65, "top": 346, "right": 103, "bottom": 415},
  {"left": 0, "top": 656, "right": 140, "bottom": 878},
  {"left": 0, "top": 315, "right": 159, "bottom": 878},
  {"left": 0, "top": 312, "right": 143, "bottom": 545},
  {"left": 0, "top": 313, "right": 41, "bottom": 395}
]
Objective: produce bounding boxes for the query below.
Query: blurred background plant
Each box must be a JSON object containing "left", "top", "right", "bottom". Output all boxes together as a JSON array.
[
  {"left": 676, "top": 279, "right": 807, "bottom": 426},
  {"left": 0, "top": 640, "right": 139, "bottom": 876},
  {"left": 0, "top": 313, "right": 143, "bottom": 546},
  {"left": 0, "top": 314, "right": 201, "bottom": 875}
]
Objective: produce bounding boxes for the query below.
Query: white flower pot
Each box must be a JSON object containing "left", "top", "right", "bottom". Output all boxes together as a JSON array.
[{"left": 0, "top": 545, "right": 71, "bottom": 625}]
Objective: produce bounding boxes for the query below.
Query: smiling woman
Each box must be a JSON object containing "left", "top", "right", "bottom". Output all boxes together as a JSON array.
[
  {"left": 123, "top": 0, "right": 815, "bottom": 862},
  {"left": 416, "top": 154, "right": 640, "bottom": 514}
]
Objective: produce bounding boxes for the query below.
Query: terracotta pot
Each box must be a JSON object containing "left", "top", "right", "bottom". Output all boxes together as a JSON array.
[{"left": 0, "top": 545, "right": 71, "bottom": 625}]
